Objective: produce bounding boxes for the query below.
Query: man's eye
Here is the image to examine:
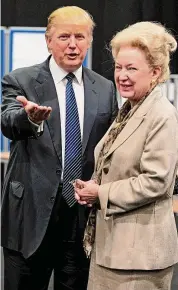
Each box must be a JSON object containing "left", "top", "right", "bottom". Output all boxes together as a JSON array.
[
  {"left": 115, "top": 66, "right": 121, "bottom": 70},
  {"left": 58, "top": 35, "right": 69, "bottom": 40},
  {"left": 76, "top": 34, "right": 84, "bottom": 39}
]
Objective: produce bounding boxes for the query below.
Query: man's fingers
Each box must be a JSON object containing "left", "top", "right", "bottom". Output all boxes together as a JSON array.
[
  {"left": 16, "top": 96, "right": 28, "bottom": 107},
  {"left": 74, "top": 179, "right": 87, "bottom": 189},
  {"left": 78, "top": 200, "right": 87, "bottom": 205},
  {"left": 74, "top": 192, "right": 88, "bottom": 205},
  {"left": 74, "top": 192, "right": 80, "bottom": 201},
  {"left": 41, "top": 107, "right": 52, "bottom": 120},
  {"left": 75, "top": 188, "right": 91, "bottom": 197},
  {"left": 30, "top": 107, "right": 52, "bottom": 121},
  {"left": 42, "top": 111, "right": 51, "bottom": 120},
  {"left": 27, "top": 104, "right": 38, "bottom": 114},
  {"left": 74, "top": 191, "right": 93, "bottom": 206},
  {"left": 16, "top": 97, "right": 39, "bottom": 114},
  {"left": 16, "top": 96, "right": 52, "bottom": 123}
]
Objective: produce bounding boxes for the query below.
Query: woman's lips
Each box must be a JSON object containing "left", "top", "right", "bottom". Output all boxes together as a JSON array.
[{"left": 119, "top": 84, "right": 133, "bottom": 91}]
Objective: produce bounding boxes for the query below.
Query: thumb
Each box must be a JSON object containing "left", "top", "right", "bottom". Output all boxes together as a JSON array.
[
  {"left": 16, "top": 96, "right": 28, "bottom": 107},
  {"left": 75, "top": 179, "right": 86, "bottom": 188}
]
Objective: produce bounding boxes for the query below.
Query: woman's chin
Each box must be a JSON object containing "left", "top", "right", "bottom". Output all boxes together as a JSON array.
[{"left": 119, "top": 91, "right": 134, "bottom": 99}]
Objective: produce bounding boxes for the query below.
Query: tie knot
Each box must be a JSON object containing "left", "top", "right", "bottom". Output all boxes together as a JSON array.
[{"left": 66, "top": 73, "right": 75, "bottom": 82}]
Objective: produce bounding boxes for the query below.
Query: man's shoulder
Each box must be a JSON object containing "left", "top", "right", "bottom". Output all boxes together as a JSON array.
[
  {"left": 4, "top": 59, "right": 48, "bottom": 80},
  {"left": 83, "top": 67, "right": 113, "bottom": 86}
]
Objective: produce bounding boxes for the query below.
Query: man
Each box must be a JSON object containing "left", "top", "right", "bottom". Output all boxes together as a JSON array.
[{"left": 1, "top": 6, "right": 118, "bottom": 290}]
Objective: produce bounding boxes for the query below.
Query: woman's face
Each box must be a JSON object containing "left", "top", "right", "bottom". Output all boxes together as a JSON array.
[{"left": 115, "top": 46, "right": 157, "bottom": 102}]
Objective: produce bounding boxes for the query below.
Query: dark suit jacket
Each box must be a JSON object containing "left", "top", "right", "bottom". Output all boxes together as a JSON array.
[{"left": 1, "top": 57, "right": 118, "bottom": 258}]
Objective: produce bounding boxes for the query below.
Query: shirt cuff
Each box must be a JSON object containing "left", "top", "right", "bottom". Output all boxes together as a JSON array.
[{"left": 28, "top": 117, "right": 44, "bottom": 133}]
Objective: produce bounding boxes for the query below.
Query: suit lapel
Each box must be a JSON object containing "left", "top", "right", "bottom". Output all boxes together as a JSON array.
[
  {"left": 34, "top": 59, "right": 62, "bottom": 164},
  {"left": 82, "top": 68, "right": 98, "bottom": 154}
]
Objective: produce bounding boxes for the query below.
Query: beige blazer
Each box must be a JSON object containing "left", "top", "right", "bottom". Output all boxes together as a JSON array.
[{"left": 94, "top": 86, "right": 178, "bottom": 270}]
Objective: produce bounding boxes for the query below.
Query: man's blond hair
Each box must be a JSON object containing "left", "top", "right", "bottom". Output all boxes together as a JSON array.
[{"left": 45, "top": 6, "right": 95, "bottom": 39}]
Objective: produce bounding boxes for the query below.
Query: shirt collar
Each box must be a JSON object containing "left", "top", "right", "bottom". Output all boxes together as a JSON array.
[{"left": 49, "top": 56, "right": 83, "bottom": 84}]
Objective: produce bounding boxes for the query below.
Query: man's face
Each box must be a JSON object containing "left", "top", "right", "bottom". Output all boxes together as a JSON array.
[{"left": 46, "top": 23, "right": 91, "bottom": 72}]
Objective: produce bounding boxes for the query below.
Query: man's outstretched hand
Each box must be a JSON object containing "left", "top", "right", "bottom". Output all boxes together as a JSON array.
[{"left": 16, "top": 96, "right": 52, "bottom": 125}]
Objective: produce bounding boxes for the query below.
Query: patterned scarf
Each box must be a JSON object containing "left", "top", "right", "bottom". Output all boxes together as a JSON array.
[{"left": 83, "top": 95, "right": 148, "bottom": 258}]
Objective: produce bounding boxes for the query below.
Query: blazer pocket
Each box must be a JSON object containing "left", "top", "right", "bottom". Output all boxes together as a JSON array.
[{"left": 11, "top": 181, "right": 24, "bottom": 199}]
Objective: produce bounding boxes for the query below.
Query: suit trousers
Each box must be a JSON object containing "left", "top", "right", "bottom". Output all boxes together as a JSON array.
[{"left": 3, "top": 187, "right": 90, "bottom": 290}]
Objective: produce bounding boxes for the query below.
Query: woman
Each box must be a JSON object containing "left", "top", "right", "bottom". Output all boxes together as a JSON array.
[{"left": 74, "top": 22, "right": 178, "bottom": 290}]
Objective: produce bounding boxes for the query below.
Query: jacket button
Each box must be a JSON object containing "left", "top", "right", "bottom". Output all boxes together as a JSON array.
[
  {"left": 103, "top": 167, "right": 109, "bottom": 174},
  {"left": 50, "top": 196, "right": 55, "bottom": 203},
  {"left": 56, "top": 169, "right": 61, "bottom": 175}
]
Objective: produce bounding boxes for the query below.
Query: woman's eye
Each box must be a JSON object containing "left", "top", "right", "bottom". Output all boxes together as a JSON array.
[{"left": 128, "top": 67, "right": 137, "bottom": 71}]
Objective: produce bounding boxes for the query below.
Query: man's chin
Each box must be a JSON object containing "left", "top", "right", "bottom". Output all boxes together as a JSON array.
[{"left": 63, "top": 62, "right": 82, "bottom": 72}]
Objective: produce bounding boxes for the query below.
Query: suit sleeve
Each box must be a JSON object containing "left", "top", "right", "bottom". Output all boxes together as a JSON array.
[
  {"left": 109, "top": 81, "right": 118, "bottom": 124},
  {"left": 98, "top": 113, "right": 178, "bottom": 217},
  {"left": 1, "top": 73, "right": 42, "bottom": 140}
]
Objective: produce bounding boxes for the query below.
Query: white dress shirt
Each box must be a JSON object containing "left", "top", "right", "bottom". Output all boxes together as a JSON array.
[{"left": 49, "top": 56, "right": 84, "bottom": 172}]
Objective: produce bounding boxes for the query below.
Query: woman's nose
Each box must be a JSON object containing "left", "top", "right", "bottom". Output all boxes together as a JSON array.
[{"left": 118, "top": 69, "right": 128, "bottom": 80}]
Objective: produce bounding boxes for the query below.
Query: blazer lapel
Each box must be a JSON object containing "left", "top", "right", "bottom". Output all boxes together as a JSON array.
[
  {"left": 82, "top": 68, "right": 98, "bottom": 154},
  {"left": 105, "top": 86, "right": 162, "bottom": 159},
  {"left": 34, "top": 59, "right": 62, "bottom": 164},
  {"left": 105, "top": 116, "right": 144, "bottom": 159}
]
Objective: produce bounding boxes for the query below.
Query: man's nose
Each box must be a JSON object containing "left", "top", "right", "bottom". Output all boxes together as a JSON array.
[{"left": 68, "top": 36, "right": 77, "bottom": 48}]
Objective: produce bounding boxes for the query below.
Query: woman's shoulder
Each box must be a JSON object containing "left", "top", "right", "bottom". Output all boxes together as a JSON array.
[{"left": 148, "top": 85, "right": 178, "bottom": 121}]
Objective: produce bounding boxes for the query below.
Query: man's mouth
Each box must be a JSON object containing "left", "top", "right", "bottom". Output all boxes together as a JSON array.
[{"left": 67, "top": 53, "right": 78, "bottom": 59}]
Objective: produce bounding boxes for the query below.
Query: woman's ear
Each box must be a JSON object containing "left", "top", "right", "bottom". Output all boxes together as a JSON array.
[{"left": 152, "top": 66, "right": 161, "bottom": 81}]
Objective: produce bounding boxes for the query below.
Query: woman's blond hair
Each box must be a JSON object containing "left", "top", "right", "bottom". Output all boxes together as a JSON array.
[
  {"left": 111, "top": 21, "right": 177, "bottom": 83},
  {"left": 45, "top": 6, "right": 95, "bottom": 40}
]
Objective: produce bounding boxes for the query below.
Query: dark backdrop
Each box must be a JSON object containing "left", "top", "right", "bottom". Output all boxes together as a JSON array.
[{"left": 2, "top": 0, "right": 178, "bottom": 82}]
